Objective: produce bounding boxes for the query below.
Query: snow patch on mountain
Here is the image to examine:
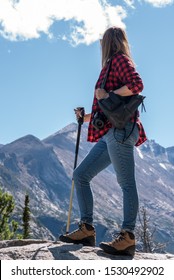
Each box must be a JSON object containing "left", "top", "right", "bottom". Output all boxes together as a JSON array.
[
  {"left": 159, "top": 163, "right": 167, "bottom": 170},
  {"left": 137, "top": 147, "right": 144, "bottom": 159}
]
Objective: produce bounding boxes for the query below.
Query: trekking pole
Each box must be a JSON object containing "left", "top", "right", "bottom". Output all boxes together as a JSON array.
[{"left": 66, "top": 107, "right": 85, "bottom": 234}]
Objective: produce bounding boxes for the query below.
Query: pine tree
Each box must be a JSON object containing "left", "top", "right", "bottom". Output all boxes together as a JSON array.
[
  {"left": 136, "top": 206, "right": 166, "bottom": 253},
  {"left": 138, "top": 206, "right": 153, "bottom": 252},
  {"left": 22, "top": 194, "right": 31, "bottom": 239},
  {"left": 0, "top": 188, "right": 18, "bottom": 240}
]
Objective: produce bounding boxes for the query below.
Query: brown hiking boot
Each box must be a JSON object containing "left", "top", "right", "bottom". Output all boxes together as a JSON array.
[
  {"left": 59, "top": 223, "right": 96, "bottom": 247},
  {"left": 99, "top": 230, "right": 135, "bottom": 256}
]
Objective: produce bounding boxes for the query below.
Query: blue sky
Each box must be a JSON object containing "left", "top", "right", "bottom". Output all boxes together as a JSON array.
[{"left": 0, "top": 0, "right": 174, "bottom": 148}]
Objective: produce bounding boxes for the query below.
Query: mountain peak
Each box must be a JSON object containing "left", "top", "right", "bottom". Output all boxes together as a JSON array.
[
  {"left": 140, "top": 139, "right": 166, "bottom": 157},
  {"left": 16, "top": 134, "right": 41, "bottom": 144},
  {"left": 0, "top": 134, "right": 44, "bottom": 155},
  {"left": 43, "top": 123, "right": 78, "bottom": 142}
]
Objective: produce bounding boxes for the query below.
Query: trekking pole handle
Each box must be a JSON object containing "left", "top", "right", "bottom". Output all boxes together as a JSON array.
[{"left": 74, "top": 107, "right": 85, "bottom": 125}]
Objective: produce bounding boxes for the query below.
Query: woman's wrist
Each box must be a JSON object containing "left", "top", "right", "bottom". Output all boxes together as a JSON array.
[
  {"left": 84, "top": 113, "right": 91, "bottom": 122},
  {"left": 112, "top": 86, "right": 133, "bottom": 96}
]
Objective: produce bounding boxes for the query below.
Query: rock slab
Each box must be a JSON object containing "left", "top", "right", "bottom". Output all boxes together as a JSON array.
[{"left": 0, "top": 239, "right": 174, "bottom": 260}]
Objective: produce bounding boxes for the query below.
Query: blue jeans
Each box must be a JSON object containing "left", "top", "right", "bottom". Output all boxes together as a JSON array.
[{"left": 73, "top": 122, "right": 139, "bottom": 232}]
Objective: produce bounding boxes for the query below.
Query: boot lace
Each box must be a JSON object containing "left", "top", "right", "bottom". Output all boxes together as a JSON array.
[{"left": 112, "top": 232, "right": 125, "bottom": 245}]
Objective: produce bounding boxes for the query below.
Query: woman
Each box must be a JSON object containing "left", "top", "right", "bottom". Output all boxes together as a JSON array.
[{"left": 59, "top": 26, "right": 147, "bottom": 256}]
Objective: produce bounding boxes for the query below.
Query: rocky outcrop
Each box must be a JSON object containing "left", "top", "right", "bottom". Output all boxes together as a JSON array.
[{"left": 0, "top": 239, "right": 174, "bottom": 260}]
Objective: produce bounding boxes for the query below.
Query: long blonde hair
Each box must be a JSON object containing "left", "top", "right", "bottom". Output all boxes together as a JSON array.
[{"left": 101, "top": 27, "right": 132, "bottom": 68}]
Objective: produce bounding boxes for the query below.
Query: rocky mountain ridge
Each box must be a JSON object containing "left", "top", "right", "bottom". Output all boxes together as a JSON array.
[{"left": 0, "top": 123, "right": 173, "bottom": 253}]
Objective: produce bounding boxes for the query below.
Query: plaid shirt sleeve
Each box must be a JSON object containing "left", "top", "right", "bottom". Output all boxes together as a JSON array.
[{"left": 112, "top": 54, "right": 144, "bottom": 94}]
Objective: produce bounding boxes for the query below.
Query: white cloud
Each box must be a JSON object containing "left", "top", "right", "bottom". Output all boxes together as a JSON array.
[
  {"left": 123, "top": 0, "right": 174, "bottom": 8},
  {"left": 143, "top": 0, "right": 174, "bottom": 7},
  {"left": 123, "top": 0, "right": 135, "bottom": 8},
  {"left": 0, "top": 0, "right": 127, "bottom": 45},
  {"left": 0, "top": 0, "right": 173, "bottom": 45}
]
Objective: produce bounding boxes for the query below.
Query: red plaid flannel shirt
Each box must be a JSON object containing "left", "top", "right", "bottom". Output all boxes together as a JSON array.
[{"left": 87, "top": 53, "right": 147, "bottom": 146}]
